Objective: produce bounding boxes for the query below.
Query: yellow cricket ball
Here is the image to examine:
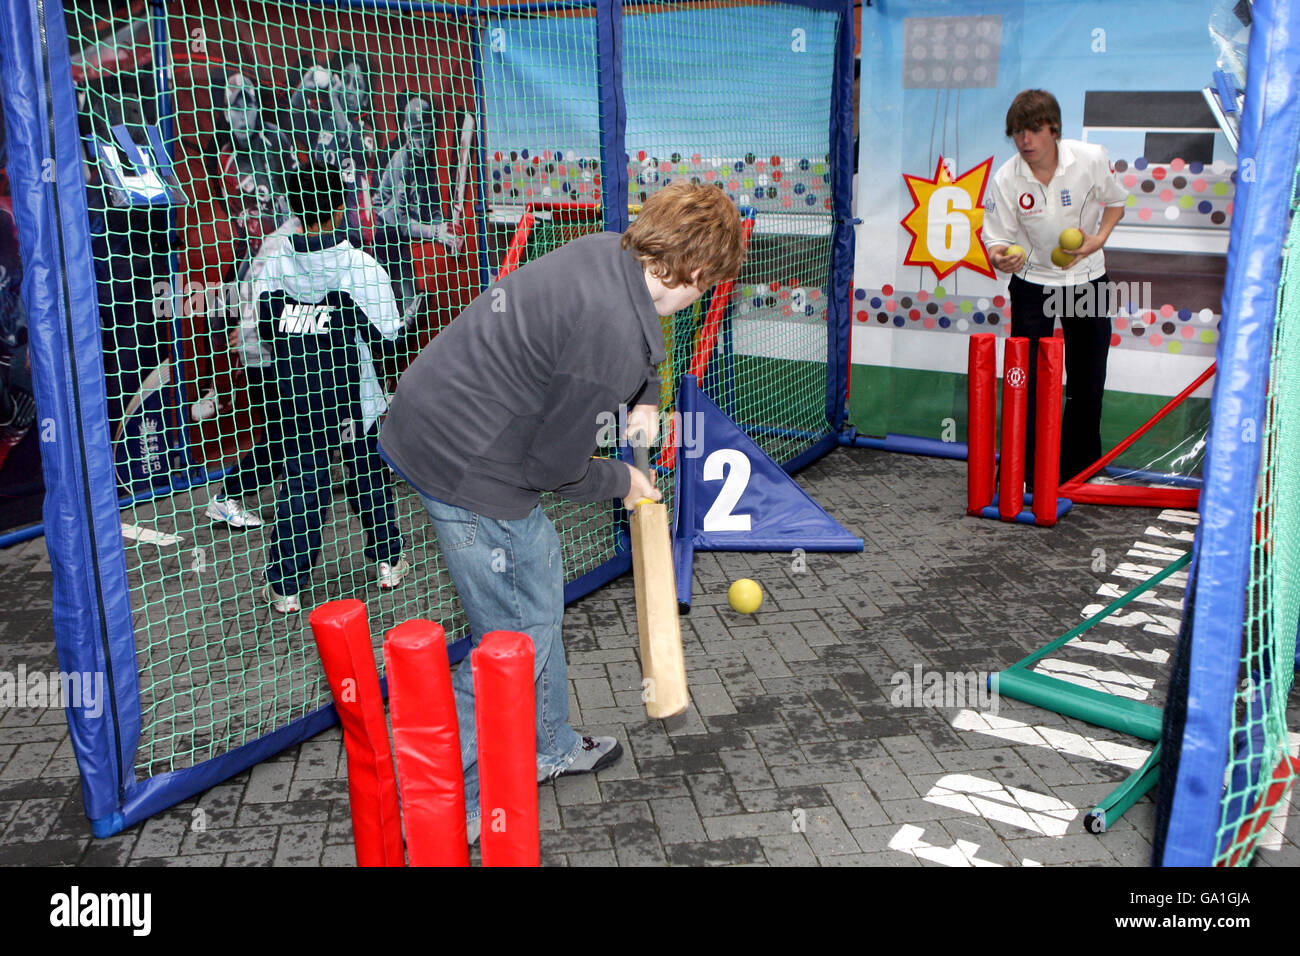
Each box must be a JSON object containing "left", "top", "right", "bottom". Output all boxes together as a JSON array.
[
  {"left": 1004, "top": 244, "right": 1025, "bottom": 262},
  {"left": 728, "top": 578, "right": 764, "bottom": 614},
  {"left": 1059, "top": 228, "right": 1084, "bottom": 251},
  {"left": 1050, "top": 246, "right": 1074, "bottom": 269}
]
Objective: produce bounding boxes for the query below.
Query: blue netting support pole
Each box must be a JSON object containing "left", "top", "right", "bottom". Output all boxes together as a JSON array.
[
  {"left": 471, "top": 2, "right": 493, "bottom": 293},
  {"left": 827, "top": 0, "right": 857, "bottom": 432},
  {"left": 1159, "top": 0, "right": 1300, "bottom": 866},
  {"left": 595, "top": 0, "right": 627, "bottom": 233},
  {"left": 787, "top": 0, "right": 855, "bottom": 432},
  {"left": 0, "top": 0, "right": 143, "bottom": 835}
]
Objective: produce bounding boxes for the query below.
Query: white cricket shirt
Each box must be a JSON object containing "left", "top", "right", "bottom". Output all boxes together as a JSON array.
[{"left": 983, "top": 139, "right": 1127, "bottom": 286}]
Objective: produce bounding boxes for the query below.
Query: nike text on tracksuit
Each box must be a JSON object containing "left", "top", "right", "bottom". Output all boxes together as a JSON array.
[{"left": 255, "top": 229, "right": 404, "bottom": 596}]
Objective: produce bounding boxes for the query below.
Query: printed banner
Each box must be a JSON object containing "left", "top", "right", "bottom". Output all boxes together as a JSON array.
[{"left": 852, "top": 0, "right": 1225, "bottom": 460}]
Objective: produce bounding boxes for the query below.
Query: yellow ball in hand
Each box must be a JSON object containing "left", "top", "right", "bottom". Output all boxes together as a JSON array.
[
  {"left": 1050, "top": 246, "right": 1074, "bottom": 269},
  {"left": 1059, "top": 228, "right": 1084, "bottom": 251},
  {"left": 728, "top": 578, "right": 764, "bottom": 614}
]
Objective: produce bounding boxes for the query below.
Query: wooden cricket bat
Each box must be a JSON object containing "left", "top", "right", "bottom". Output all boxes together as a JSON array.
[{"left": 628, "top": 433, "right": 688, "bottom": 718}]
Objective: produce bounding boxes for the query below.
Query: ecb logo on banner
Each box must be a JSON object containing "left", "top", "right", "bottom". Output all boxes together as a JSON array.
[{"left": 1006, "top": 367, "right": 1027, "bottom": 389}]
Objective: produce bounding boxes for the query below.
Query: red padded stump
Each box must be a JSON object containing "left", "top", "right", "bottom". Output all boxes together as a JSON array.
[
  {"left": 998, "top": 337, "right": 1029, "bottom": 520},
  {"left": 384, "top": 619, "right": 469, "bottom": 867},
  {"left": 472, "top": 631, "right": 540, "bottom": 867},
  {"left": 308, "top": 599, "right": 404, "bottom": 867},
  {"left": 966, "top": 333, "right": 997, "bottom": 514},
  {"left": 1032, "top": 337, "right": 1064, "bottom": 526}
]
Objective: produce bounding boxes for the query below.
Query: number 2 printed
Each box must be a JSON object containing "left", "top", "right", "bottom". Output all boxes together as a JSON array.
[{"left": 701, "top": 448, "right": 751, "bottom": 532}]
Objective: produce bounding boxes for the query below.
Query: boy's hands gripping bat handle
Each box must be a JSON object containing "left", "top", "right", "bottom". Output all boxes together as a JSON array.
[
  {"left": 627, "top": 429, "right": 688, "bottom": 718},
  {"left": 632, "top": 439, "right": 652, "bottom": 500}
]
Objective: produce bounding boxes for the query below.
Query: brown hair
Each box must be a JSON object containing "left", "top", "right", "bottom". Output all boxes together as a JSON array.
[
  {"left": 1005, "top": 89, "right": 1061, "bottom": 139},
  {"left": 621, "top": 181, "right": 744, "bottom": 290}
]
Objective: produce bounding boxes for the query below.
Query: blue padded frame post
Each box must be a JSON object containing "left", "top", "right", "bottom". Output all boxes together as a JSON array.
[
  {"left": 472, "top": 0, "right": 494, "bottom": 292},
  {"left": 595, "top": 0, "right": 628, "bottom": 233},
  {"left": 823, "top": 0, "right": 856, "bottom": 433},
  {"left": 1159, "top": 0, "right": 1300, "bottom": 866},
  {"left": 0, "top": 0, "right": 143, "bottom": 833}
]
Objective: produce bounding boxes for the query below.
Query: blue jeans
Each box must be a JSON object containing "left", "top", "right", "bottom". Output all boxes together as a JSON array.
[{"left": 418, "top": 494, "right": 584, "bottom": 822}]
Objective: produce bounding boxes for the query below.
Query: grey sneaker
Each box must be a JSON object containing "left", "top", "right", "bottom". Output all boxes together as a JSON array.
[
  {"left": 207, "top": 491, "right": 264, "bottom": 528},
  {"left": 545, "top": 736, "right": 623, "bottom": 781}
]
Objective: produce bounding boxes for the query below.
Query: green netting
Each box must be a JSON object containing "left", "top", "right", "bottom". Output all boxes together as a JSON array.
[
  {"left": 1215, "top": 160, "right": 1300, "bottom": 865},
  {"left": 622, "top": 0, "right": 836, "bottom": 467},
  {"left": 67, "top": 0, "right": 507, "bottom": 777},
  {"left": 57, "top": 0, "right": 842, "bottom": 796}
]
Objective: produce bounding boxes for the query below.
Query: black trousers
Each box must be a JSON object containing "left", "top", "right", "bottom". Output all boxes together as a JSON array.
[
  {"left": 1008, "top": 274, "right": 1112, "bottom": 485},
  {"left": 266, "top": 417, "right": 403, "bottom": 597}
]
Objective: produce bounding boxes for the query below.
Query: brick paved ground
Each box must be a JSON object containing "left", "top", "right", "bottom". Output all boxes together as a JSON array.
[{"left": 2, "top": 448, "right": 1297, "bottom": 867}]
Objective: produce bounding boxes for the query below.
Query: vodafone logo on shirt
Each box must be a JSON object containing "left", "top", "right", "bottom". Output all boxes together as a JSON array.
[{"left": 1018, "top": 192, "right": 1037, "bottom": 212}]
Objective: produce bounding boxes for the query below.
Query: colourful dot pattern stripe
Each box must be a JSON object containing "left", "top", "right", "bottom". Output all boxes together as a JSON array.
[
  {"left": 1114, "top": 157, "right": 1234, "bottom": 226},
  {"left": 852, "top": 285, "right": 1221, "bottom": 356},
  {"left": 486, "top": 150, "right": 834, "bottom": 212}
]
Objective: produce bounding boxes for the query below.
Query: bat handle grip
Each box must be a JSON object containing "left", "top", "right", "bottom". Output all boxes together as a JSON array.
[{"left": 630, "top": 428, "right": 651, "bottom": 478}]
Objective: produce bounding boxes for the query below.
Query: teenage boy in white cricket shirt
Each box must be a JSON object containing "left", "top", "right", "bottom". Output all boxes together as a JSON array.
[{"left": 984, "top": 88, "right": 1128, "bottom": 489}]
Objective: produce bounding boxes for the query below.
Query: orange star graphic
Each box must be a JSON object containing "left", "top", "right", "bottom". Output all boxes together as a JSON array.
[{"left": 900, "top": 157, "right": 995, "bottom": 280}]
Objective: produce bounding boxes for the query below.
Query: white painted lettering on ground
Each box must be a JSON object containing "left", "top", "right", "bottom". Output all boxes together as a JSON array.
[
  {"left": 952, "top": 710, "right": 1151, "bottom": 770},
  {"left": 922, "top": 773, "right": 1078, "bottom": 837},
  {"left": 888, "top": 824, "right": 1004, "bottom": 866}
]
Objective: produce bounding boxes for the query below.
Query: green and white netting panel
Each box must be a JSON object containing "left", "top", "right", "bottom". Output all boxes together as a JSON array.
[
  {"left": 67, "top": 0, "right": 498, "bottom": 778},
  {"left": 623, "top": 2, "right": 838, "bottom": 468},
  {"left": 30, "top": 0, "right": 847, "bottom": 830}
]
